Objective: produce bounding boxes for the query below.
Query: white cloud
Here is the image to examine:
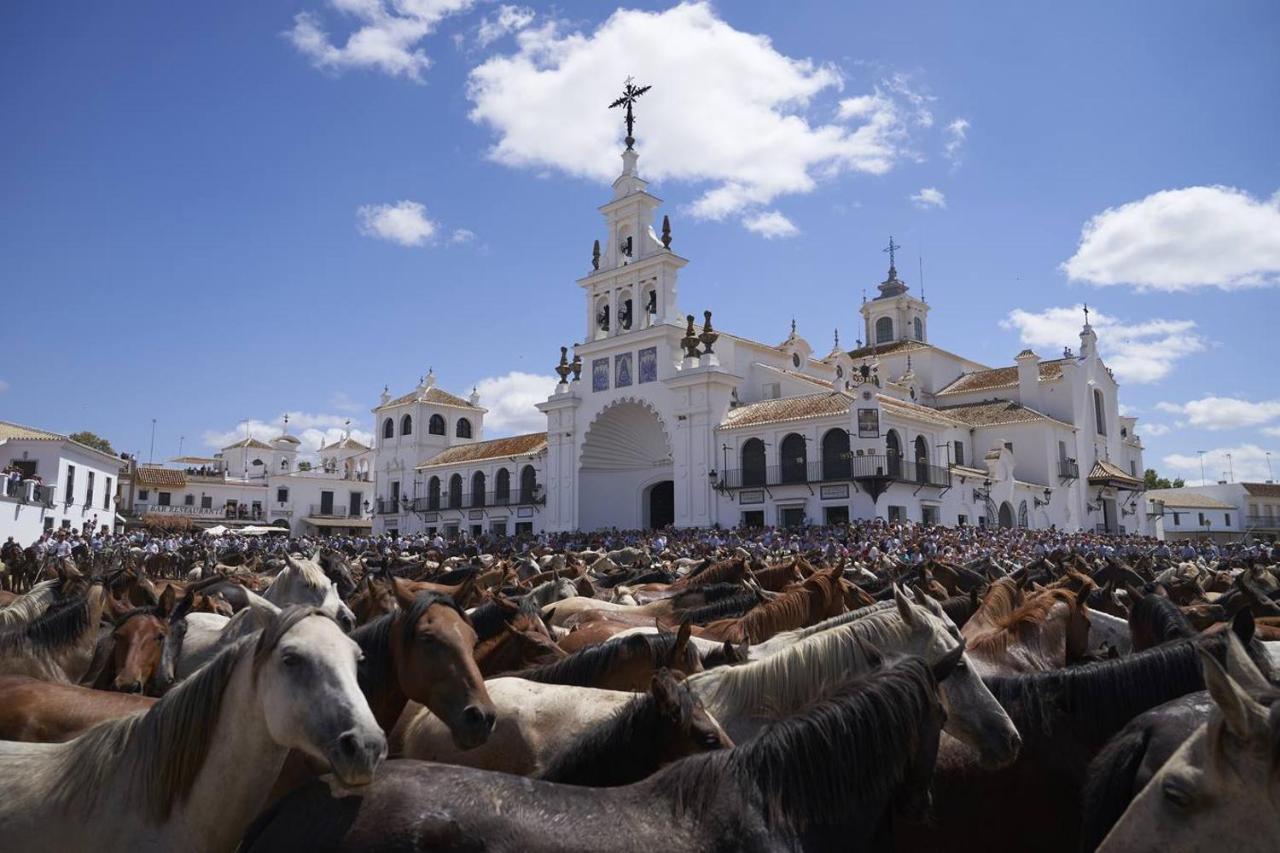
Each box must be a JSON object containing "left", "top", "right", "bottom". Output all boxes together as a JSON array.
[
  {"left": 357, "top": 200, "right": 438, "bottom": 246},
  {"left": 203, "top": 412, "right": 373, "bottom": 460},
  {"left": 910, "top": 187, "right": 946, "bottom": 209},
  {"left": 1155, "top": 396, "right": 1280, "bottom": 431},
  {"left": 286, "top": 0, "right": 477, "bottom": 82},
  {"left": 471, "top": 371, "right": 556, "bottom": 437},
  {"left": 1062, "top": 185, "right": 1280, "bottom": 292},
  {"left": 1141, "top": 423, "right": 1171, "bottom": 437},
  {"left": 329, "top": 391, "right": 364, "bottom": 413},
  {"left": 476, "top": 4, "right": 534, "bottom": 47},
  {"left": 1000, "top": 304, "right": 1206, "bottom": 384},
  {"left": 449, "top": 227, "right": 476, "bottom": 243},
  {"left": 944, "top": 118, "right": 969, "bottom": 163},
  {"left": 741, "top": 209, "right": 799, "bottom": 239},
  {"left": 1163, "top": 443, "right": 1278, "bottom": 486},
  {"left": 467, "top": 3, "right": 930, "bottom": 234}
]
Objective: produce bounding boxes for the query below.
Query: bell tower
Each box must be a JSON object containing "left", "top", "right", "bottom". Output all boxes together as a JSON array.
[
  {"left": 578, "top": 80, "right": 686, "bottom": 342},
  {"left": 860, "top": 237, "right": 930, "bottom": 346}
]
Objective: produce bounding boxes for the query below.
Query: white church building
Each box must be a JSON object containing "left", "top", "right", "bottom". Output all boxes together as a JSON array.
[{"left": 372, "top": 130, "right": 1149, "bottom": 538}]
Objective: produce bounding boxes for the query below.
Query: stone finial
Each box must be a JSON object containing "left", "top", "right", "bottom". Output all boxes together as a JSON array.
[
  {"left": 424, "top": 367, "right": 436, "bottom": 389},
  {"left": 555, "top": 346, "right": 572, "bottom": 383},
  {"left": 592, "top": 239, "right": 600, "bottom": 271},
  {"left": 681, "top": 315, "right": 701, "bottom": 359},
  {"left": 699, "top": 310, "right": 719, "bottom": 355},
  {"left": 661, "top": 215, "right": 672, "bottom": 250},
  {"left": 379, "top": 385, "right": 390, "bottom": 405},
  {"left": 469, "top": 385, "right": 481, "bottom": 406},
  {"left": 570, "top": 353, "right": 583, "bottom": 382}
]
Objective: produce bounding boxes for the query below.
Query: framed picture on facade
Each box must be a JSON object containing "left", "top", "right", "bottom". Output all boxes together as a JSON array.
[
  {"left": 857, "top": 408, "right": 880, "bottom": 438},
  {"left": 615, "top": 352, "right": 633, "bottom": 387},
  {"left": 592, "top": 358, "right": 609, "bottom": 392},
  {"left": 638, "top": 346, "right": 657, "bottom": 383}
]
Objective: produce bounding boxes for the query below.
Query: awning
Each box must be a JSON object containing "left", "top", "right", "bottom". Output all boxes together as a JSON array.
[
  {"left": 305, "top": 517, "right": 374, "bottom": 529},
  {"left": 1087, "top": 459, "right": 1144, "bottom": 491}
]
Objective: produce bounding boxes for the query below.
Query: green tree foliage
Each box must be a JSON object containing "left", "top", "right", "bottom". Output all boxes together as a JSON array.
[
  {"left": 69, "top": 431, "right": 115, "bottom": 455},
  {"left": 1144, "top": 468, "right": 1186, "bottom": 490}
]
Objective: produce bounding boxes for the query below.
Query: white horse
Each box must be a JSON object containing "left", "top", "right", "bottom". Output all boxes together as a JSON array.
[
  {"left": 0, "top": 608, "right": 385, "bottom": 853},
  {"left": 263, "top": 554, "right": 356, "bottom": 631},
  {"left": 0, "top": 580, "right": 60, "bottom": 628},
  {"left": 0, "top": 584, "right": 106, "bottom": 683}
]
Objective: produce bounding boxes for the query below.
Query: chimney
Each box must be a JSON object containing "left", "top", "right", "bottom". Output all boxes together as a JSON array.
[{"left": 1015, "top": 348, "right": 1040, "bottom": 409}]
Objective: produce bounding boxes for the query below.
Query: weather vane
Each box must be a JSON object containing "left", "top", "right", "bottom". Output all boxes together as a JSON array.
[{"left": 609, "top": 76, "right": 651, "bottom": 150}]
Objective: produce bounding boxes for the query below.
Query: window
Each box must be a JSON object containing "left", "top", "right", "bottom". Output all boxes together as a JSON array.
[
  {"left": 449, "top": 474, "right": 463, "bottom": 508},
  {"left": 456, "top": 418, "right": 472, "bottom": 439},
  {"left": 957, "top": 514, "right": 968, "bottom": 527},
  {"left": 43, "top": 517, "right": 54, "bottom": 532},
  {"left": 824, "top": 506, "right": 850, "bottom": 526},
  {"left": 184, "top": 494, "right": 194, "bottom": 506},
  {"left": 741, "top": 439, "right": 766, "bottom": 487},
  {"left": 780, "top": 507, "right": 806, "bottom": 528},
  {"left": 913, "top": 436, "right": 929, "bottom": 484},
  {"left": 1198, "top": 512, "right": 1207, "bottom": 527},
  {"left": 390, "top": 481, "right": 400, "bottom": 506},
  {"left": 921, "top": 505, "right": 940, "bottom": 525},
  {"left": 104, "top": 477, "right": 112, "bottom": 509},
  {"left": 741, "top": 510, "right": 764, "bottom": 528},
  {"left": 1173, "top": 512, "right": 1181, "bottom": 526},
  {"left": 138, "top": 489, "right": 149, "bottom": 501},
  {"left": 429, "top": 414, "right": 446, "bottom": 435},
  {"left": 1093, "top": 389, "right": 1106, "bottom": 435},
  {"left": 1225, "top": 514, "right": 1232, "bottom": 527},
  {"left": 913, "top": 317, "right": 923, "bottom": 341},
  {"left": 401, "top": 415, "right": 413, "bottom": 436},
  {"left": 791, "top": 352, "right": 801, "bottom": 368},
  {"left": 472, "top": 471, "right": 486, "bottom": 507},
  {"left": 520, "top": 465, "right": 538, "bottom": 502},
  {"left": 158, "top": 492, "right": 171, "bottom": 506},
  {"left": 875, "top": 316, "right": 893, "bottom": 344},
  {"left": 1018, "top": 500, "right": 1029, "bottom": 528},
  {"left": 428, "top": 476, "right": 441, "bottom": 510},
  {"left": 382, "top": 418, "right": 395, "bottom": 440},
  {"left": 887, "top": 505, "right": 906, "bottom": 523},
  {"left": 65, "top": 465, "right": 75, "bottom": 505},
  {"left": 1129, "top": 461, "right": 1137, "bottom": 477},
  {"left": 280, "top": 459, "right": 289, "bottom": 471},
  {"left": 201, "top": 495, "right": 212, "bottom": 510},
  {"left": 491, "top": 520, "right": 508, "bottom": 536},
  {"left": 495, "top": 469, "right": 511, "bottom": 504},
  {"left": 885, "top": 431, "right": 902, "bottom": 479},
  {"left": 515, "top": 522, "right": 533, "bottom": 535},
  {"left": 821, "top": 429, "right": 851, "bottom": 480},
  {"left": 780, "top": 433, "right": 807, "bottom": 484},
  {"left": 761, "top": 382, "right": 781, "bottom": 400},
  {"left": 277, "top": 487, "right": 289, "bottom": 503},
  {"left": 85, "top": 471, "right": 94, "bottom": 506},
  {"left": 953, "top": 441, "right": 965, "bottom": 467}
]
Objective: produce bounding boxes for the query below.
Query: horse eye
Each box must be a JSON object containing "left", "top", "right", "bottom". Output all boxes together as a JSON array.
[
  {"left": 282, "top": 653, "right": 301, "bottom": 667},
  {"left": 1161, "top": 779, "right": 1194, "bottom": 810}
]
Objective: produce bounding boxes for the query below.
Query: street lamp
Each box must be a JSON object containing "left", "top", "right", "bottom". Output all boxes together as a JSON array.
[{"left": 1034, "top": 487, "right": 1053, "bottom": 508}]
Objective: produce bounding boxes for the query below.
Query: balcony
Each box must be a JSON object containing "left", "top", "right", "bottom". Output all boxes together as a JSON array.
[
  {"left": 1059, "top": 458, "right": 1080, "bottom": 480},
  {"left": 1247, "top": 514, "right": 1280, "bottom": 529},
  {"left": 0, "top": 479, "right": 55, "bottom": 507},
  {"left": 309, "top": 504, "right": 360, "bottom": 519},
  {"left": 405, "top": 488, "right": 545, "bottom": 513},
  {"left": 717, "top": 456, "right": 951, "bottom": 491}
]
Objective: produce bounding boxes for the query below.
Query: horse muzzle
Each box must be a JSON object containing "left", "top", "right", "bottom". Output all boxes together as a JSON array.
[
  {"left": 451, "top": 703, "right": 497, "bottom": 750},
  {"left": 327, "top": 728, "right": 387, "bottom": 787}
]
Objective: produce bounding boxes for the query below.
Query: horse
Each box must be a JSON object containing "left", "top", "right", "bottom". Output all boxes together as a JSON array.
[
  {"left": 697, "top": 567, "right": 846, "bottom": 644},
  {"left": 1127, "top": 593, "right": 1195, "bottom": 652},
  {"left": 241, "top": 655, "right": 956, "bottom": 853},
  {"left": 0, "top": 675, "right": 156, "bottom": 742},
  {"left": 962, "top": 586, "right": 1092, "bottom": 677},
  {"left": 0, "top": 607, "right": 385, "bottom": 853},
  {"left": 474, "top": 609, "right": 567, "bottom": 677},
  {"left": 0, "top": 579, "right": 61, "bottom": 628},
  {"left": 1097, "top": 639, "right": 1280, "bottom": 852},
  {"left": 515, "top": 623, "right": 700, "bottom": 692},
  {"left": 537, "top": 669, "right": 733, "bottom": 786},
  {"left": 0, "top": 584, "right": 106, "bottom": 683},
  {"left": 264, "top": 554, "right": 356, "bottom": 631}
]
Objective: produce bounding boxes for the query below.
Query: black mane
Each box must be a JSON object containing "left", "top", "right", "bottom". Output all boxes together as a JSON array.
[
  {"left": 516, "top": 631, "right": 693, "bottom": 687},
  {"left": 1128, "top": 594, "right": 1195, "bottom": 645},
  {"left": 0, "top": 588, "right": 95, "bottom": 653},
  {"left": 677, "top": 592, "right": 760, "bottom": 625}
]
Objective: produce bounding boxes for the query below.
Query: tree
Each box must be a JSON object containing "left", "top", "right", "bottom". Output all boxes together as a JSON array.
[
  {"left": 70, "top": 431, "right": 115, "bottom": 455},
  {"left": 297, "top": 461, "right": 312, "bottom": 472},
  {"left": 1144, "top": 468, "right": 1185, "bottom": 490}
]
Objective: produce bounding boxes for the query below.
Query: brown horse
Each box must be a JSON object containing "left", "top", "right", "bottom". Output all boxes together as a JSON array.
[
  {"left": 963, "top": 585, "right": 1092, "bottom": 677},
  {"left": 0, "top": 676, "right": 156, "bottom": 742},
  {"left": 474, "top": 610, "right": 567, "bottom": 677},
  {"left": 515, "top": 623, "right": 700, "bottom": 692},
  {"left": 697, "top": 567, "right": 846, "bottom": 644}
]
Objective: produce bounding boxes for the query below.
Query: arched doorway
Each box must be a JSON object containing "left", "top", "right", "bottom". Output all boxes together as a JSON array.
[
  {"left": 780, "top": 433, "right": 808, "bottom": 484},
  {"left": 998, "top": 501, "right": 1015, "bottom": 529},
  {"left": 578, "top": 401, "right": 673, "bottom": 531},
  {"left": 914, "top": 435, "right": 929, "bottom": 484},
  {"left": 741, "top": 438, "right": 766, "bottom": 487},
  {"left": 821, "top": 429, "right": 851, "bottom": 480},
  {"left": 885, "top": 430, "right": 902, "bottom": 479},
  {"left": 646, "top": 481, "right": 674, "bottom": 529}
]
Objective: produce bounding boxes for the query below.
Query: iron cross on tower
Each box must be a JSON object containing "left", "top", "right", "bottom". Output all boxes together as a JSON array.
[
  {"left": 884, "top": 236, "right": 901, "bottom": 276},
  {"left": 609, "top": 77, "right": 651, "bottom": 150}
]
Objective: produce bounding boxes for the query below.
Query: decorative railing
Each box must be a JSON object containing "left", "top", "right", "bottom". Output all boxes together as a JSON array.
[
  {"left": 717, "top": 456, "right": 951, "bottom": 490},
  {"left": 1059, "top": 458, "right": 1080, "bottom": 480},
  {"left": 407, "top": 488, "right": 544, "bottom": 513},
  {"left": 309, "top": 504, "right": 355, "bottom": 518}
]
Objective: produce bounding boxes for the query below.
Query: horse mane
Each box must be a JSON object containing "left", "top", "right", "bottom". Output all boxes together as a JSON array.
[
  {"left": 678, "top": 558, "right": 744, "bottom": 589},
  {"left": 538, "top": 675, "right": 698, "bottom": 785},
  {"left": 397, "top": 591, "right": 465, "bottom": 647},
  {"left": 0, "top": 586, "right": 98, "bottom": 654},
  {"left": 965, "top": 588, "right": 1078, "bottom": 658},
  {"left": 51, "top": 606, "right": 329, "bottom": 823},
  {"left": 0, "top": 579, "right": 60, "bottom": 628},
  {"left": 716, "top": 574, "right": 839, "bottom": 644},
  {"left": 677, "top": 592, "right": 760, "bottom": 625},
  {"left": 663, "top": 657, "right": 940, "bottom": 833},
  {"left": 516, "top": 631, "right": 694, "bottom": 687},
  {"left": 688, "top": 606, "right": 913, "bottom": 724},
  {"left": 1129, "top": 594, "right": 1195, "bottom": 645},
  {"left": 282, "top": 556, "right": 329, "bottom": 592},
  {"left": 352, "top": 611, "right": 395, "bottom": 697}
]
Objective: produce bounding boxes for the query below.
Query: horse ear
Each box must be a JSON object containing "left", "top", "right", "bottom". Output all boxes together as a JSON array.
[
  {"left": 672, "top": 620, "right": 692, "bottom": 658},
  {"left": 391, "top": 576, "right": 418, "bottom": 610},
  {"left": 1224, "top": 631, "right": 1270, "bottom": 694},
  {"left": 735, "top": 641, "right": 749, "bottom": 662},
  {"left": 158, "top": 584, "right": 177, "bottom": 617},
  {"left": 543, "top": 607, "right": 557, "bottom": 627},
  {"left": 893, "top": 584, "right": 917, "bottom": 626},
  {"left": 931, "top": 639, "right": 966, "bottom": 684},
  {"left": 106, "top": 591, "right": 131, "bottom": 620},
  {"left": 1199, "top": 646, "right": 1267, "bottom": 741},
  {"left": 1230, "top": 607, "right": 1256, "bottom": 646},
  {"left": 650, "top": 670, "right": 683, "bottom": 721}
]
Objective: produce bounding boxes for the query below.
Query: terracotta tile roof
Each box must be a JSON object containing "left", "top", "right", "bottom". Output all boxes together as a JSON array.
[
  {"left": 1087, "top": 459, "right": 1144, "bottom": 488},
  {"left": 320, "top": 437, "right": 371, "bottom": 452},
  {"left": 0, "top": 420, "right": 64, "bottom": 442},
  {"left": 846, "top": 339, "right": 931, "bottom": 360},
  {"left": 386, "top": 386, "right": 480, "bottom": 410},
  {"left": 936, "top": 399, "right": 1073, "bottom": 429},
  {"left": 1147, "top": 488, "right": 1234, "bottom": 509},
  {"left": 415, "top": 432, "right": 547, "bottom": 469},
  {"left": 134, "top": 467, "right": 188, "bottom": 488},
  {"left": 719, "top": 392, "right": 852, "bottom": 429},
  {"left": 936, "top": 358, "right": 1070, "bottom": 396},
  {"left": 877, "top": 395, "right": 966, "bottom": 428},
  {"left": 1243, "top": 482, "right": 1280, "bottom": 499},
  {"left": 222, "top": 437, "right": 274, "bottom": 451}
]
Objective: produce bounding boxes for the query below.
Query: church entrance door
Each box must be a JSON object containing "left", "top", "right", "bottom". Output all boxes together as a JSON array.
[{"left": 647, "top": 481, "right": 674, "bottom": 529}]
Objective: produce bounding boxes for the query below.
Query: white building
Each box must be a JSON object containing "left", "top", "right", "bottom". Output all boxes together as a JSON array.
[
  {"left": 372, "top": 133, "right": 1150, "bottom": 537},
  {"left": 120, "top": 431, "right": 375, "bottom": 537},
  {"left": 1, "top": 420, "right": 125, "bottom": 544},
  {"left": 1147, "top": 482, "right": 1280, "bottom": 542}
]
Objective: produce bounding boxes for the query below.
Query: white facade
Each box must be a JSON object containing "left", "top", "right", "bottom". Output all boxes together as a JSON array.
[
  {"left": 374, "top": 139, "right": 1151, "bottom": 536},
  {"left": 1147, "top": 482, "right": 1280, "bottom": 542},
  {"left": 1, "top": 420, "right": 124, "bottom": 545}
]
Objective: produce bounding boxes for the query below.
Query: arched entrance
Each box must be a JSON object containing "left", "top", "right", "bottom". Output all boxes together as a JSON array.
[
  {"left": 578, "top": 400, "right": 673, "bottom": 531},
  {"left": 998, "top": 501, "right": 1015, "bottom": 529},
  {"left": 646, "top": 481, "right": 674, "bottom": 529}
]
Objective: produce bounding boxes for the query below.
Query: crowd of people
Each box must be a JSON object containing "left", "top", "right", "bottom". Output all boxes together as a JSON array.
[{"left": 6, "top": 518, "right": 1278, "bottom": 571}]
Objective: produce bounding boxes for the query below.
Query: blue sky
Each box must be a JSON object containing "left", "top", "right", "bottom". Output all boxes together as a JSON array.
[{"left": 3, "top": 1, "right": 1278, "bottom": 484}]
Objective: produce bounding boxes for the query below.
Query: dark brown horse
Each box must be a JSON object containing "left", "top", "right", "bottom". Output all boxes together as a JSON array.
[{"left": 516, "top": 623, "right": 700, "bottom": 692}]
